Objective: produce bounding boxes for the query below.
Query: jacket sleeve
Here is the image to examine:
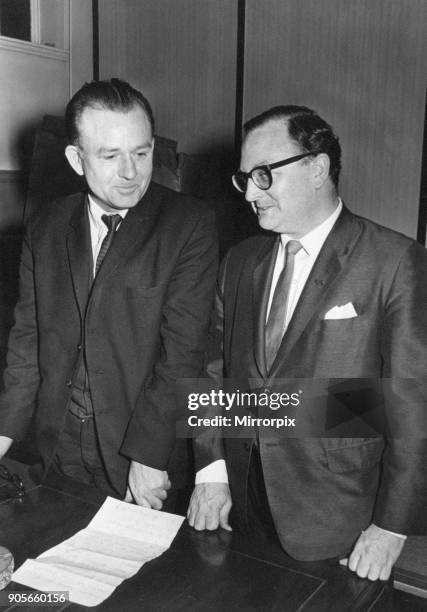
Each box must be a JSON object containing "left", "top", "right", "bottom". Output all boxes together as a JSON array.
[
  {"left": 373, "top": 241, "right": 427, "bottom": 534},
  {"left": 192, "top": 251, "right": 231, "bottom": 472},
  {"left": 0, "top": 228, "right": 40, "bottom": 440},
  {"left": 120, "top": 207, "right": 218, "bottom": 469}
]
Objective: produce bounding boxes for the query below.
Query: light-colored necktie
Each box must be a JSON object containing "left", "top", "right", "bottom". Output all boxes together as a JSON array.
[
  {"left": 95, "top": 214, "right": 122, "bottom": 276},
  {"left": 265, "top": 240, "right": 302, "bottom": 371}
]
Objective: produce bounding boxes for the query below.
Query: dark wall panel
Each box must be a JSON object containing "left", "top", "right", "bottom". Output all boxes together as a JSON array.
[
  {"left": 99, "top": 0, "right": 238, "bottom": 155},
  {"left": 243, "top": 0, "right": 427, "bottom": 237}
]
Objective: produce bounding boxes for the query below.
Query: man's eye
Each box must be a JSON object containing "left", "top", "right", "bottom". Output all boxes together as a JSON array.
[
  {"left": 135, "top": 151, "right": 147, "bottom": 158},
  {"left": 102, "top": 154, "right": 116, "bottom": 160}
]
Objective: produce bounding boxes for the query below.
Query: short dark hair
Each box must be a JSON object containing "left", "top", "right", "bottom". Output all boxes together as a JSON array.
[
  {"left": 65, "top": 78, "right": 155, "bottom": 144},
  {"left": 243, "top": 105, "right": 342, "bottom": 188}
]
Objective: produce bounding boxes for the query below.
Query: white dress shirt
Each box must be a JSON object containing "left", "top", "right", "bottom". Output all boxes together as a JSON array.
[{"left": 267, "top": 201, "right": 343, "bottom": 326}]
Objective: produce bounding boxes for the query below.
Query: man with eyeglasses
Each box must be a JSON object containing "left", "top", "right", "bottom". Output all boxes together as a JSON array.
[{"left": 188, "top": 105, "right": 427, "bottom": 581}]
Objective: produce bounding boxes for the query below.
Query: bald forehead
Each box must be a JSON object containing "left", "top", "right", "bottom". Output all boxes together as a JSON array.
[
  {"left": 241, "top": 118, "right": 299, "bottom": 169},
  {"left": 244, "top": 118, "right": 290, "bottom": 144}
]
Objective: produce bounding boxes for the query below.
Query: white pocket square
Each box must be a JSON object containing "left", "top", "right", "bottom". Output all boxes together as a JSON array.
[{"left": 324, "top": 302, "right": 358, "bottom": 320}]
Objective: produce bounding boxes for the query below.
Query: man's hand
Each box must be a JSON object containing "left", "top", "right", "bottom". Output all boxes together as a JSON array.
[
  {"left": 187, "top": 483, "right": 232, "bottom": 531},
  {"left": 339, "top": 523, "right": 405, "bottom": 581},
  {"left": 0, "top": 436, "right": 13, "bottom": 460},
  {"left": 126, "top": 461, "right": 171, "bottom": 509}
]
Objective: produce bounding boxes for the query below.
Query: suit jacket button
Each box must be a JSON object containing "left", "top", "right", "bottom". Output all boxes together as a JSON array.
[
  {"left": 77, "top": 344, "right": 82, "bottom": 350},
  {"left": 66, "top": 379, "right": 72, "bottom": 387}
]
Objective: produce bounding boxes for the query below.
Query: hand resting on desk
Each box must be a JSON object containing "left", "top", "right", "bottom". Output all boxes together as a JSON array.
[
  {"left": 188, "top": 484, "right": 404, "bottom": 582},
  {"left": 187, "top": 483, "right": 232, "bottom": 531},
  {"left": 339, "top": 523, "right": 405, "bottom": 581}
]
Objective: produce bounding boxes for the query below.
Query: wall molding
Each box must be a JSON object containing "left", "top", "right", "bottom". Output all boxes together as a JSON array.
[
  {"left": 234, "top": 0, "right": 246, "bottom": 152},
  {"left": 417, "top": 89, "right": 427, "bottom": 246},
  {"left": 92, "top": 0, "right": 99, "bottom": 80},
  {"left": 0, "top": 169, "right": 25, "bottom": 183},
  {"left": 0, "top": 35, "right": 69, "bottom": 62},
  {"left": 0, "top": 170, "right": 26, "bottom": 232}
]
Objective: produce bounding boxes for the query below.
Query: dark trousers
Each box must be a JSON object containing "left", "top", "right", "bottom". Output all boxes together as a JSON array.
[
  {"left": 51, "top": 403, "right": 188, "bottom": 513},
  {"left": 51, "top": 405, "right": 119, "bottom": 497},
  {"left": 245, "top": 445, "right": 279, "bottom": 541}
]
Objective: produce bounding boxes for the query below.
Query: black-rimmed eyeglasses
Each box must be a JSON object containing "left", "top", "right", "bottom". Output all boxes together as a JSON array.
[
  {"left": 0, "top": 464, "right": 25, "bottom": 501},
  {"left": 232, "top": 152, "right": 316, "bottom": 193}
]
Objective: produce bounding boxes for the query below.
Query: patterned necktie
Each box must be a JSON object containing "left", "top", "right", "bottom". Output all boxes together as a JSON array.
[
  {"left": 265, "top": 239, "right": 302, "bottom": 371},
  {"left": 94, "top": 214, "right": 122, "bottom": 276}
]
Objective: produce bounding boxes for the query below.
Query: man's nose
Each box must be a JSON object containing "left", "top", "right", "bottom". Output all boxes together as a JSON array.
[
  {"left": 118, "top": 155, "right": 137, "bottom": 179},
  {"left": 244, "top": 177, "right": 263, "bottom": 203}
]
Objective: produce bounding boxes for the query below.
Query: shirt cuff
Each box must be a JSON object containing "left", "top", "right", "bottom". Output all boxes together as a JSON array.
[
  {"left": 376, "top": 526, "right": 407, "bottom": 540},
  {"left": 195, "top": 460, "right": 229, "bottom": 484}
]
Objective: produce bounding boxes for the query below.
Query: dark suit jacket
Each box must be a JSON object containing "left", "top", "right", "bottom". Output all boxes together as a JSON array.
[
  {"left": 0, "top": 182, "right": 218, "bottom": 495},
  {"left": 196, "top": 206, "right": 427, "bottom": 561}
]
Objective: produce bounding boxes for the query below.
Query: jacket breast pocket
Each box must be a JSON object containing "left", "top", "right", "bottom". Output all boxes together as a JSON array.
[
  {"left": 318, "top": 315, "right": 369, "bottom": 334},
  {"left": 326, "top": 439, "right": 384, "bottom": 473}
]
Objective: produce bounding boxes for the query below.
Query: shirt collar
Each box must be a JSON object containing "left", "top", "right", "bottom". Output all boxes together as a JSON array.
[
  {"left": 87, "top": 195, "right": 128, "bottom": 233},
  {"left": 280, "top": 199, "right": 343, "bottom": 258}
]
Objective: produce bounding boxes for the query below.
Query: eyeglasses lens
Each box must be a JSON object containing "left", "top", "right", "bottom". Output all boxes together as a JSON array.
[
  {"left": 252, "top": 168, "right": 271, "bottom": 190},
  {"left": 233, "top": 167, "right": 272, "bottom": 193}
]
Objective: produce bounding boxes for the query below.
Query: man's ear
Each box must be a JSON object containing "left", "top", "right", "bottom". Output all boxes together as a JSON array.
[
  {"left": 65, "top": 145, "right": 84, "bottom": 176},
  {"left": 311, "top": 153, "right": 330, "bottom": 188}
]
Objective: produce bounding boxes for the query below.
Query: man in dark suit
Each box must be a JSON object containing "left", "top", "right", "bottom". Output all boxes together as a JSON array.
[
  {"left": 0, "top": 79, "right": 217, "bottom": 509},
  {"left": 188, "top": 105, "right": 427, "bottom": 580}
]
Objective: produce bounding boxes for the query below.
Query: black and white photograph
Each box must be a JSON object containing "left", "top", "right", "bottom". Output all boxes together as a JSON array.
[{"left": 0, "top": 1, "right": 426, "bottom": 610}]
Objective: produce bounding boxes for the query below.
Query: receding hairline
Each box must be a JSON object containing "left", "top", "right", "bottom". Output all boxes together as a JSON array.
[
  {"left": 242, "top": 116, "right": 293, "bottom": 147},
  {"left": 74, "top": 102, "right": 154, "bottom": 140}
]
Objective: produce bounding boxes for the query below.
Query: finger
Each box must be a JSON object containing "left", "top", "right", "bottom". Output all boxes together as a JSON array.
[
  {"left": 205, "top": 510, "right": 220, "bottom": 531},
  {"left": 348, "top": 552, "right": 361, "bottom": 572},
  {"left": 194, "top": 508, "right": 210, "bottom": 531},
  {"left": 133, "top": 487, "right": 167, "bottom": 502},
  {"left": 186, "top": 498, "right": 195, "bottom": 524},
  {"left": 379, "top": 563, "right": 392, "bottom": 582},
  {"left": 219, "top": 503, "right": 232, "bottom": 531},
  {"left": 134, "top": 496, "right": 152, "bottom": 508},
  {"left": 192, "top": 518, "right": 206, "bottom": 531},
  {"left": 367, "top": 564, "right": 381, "bottom": 581},
  {"left": 143, "top": 493, "right": 163, "bottom": 510},
  {"left": 339, "top": 558, "right": 348, "bottom": 566},
  {"left": 123, "top": 487, "right": 133, "bottom": 503},
  {"left": 355, "top": 555, "right": 370, "bottom": 579},
  {"left": 187, "top": 509, "right": 195, "bottom": 527},
  {"left": 164, "top": 479, "right": 172, "bottom": 490},
  {"left": 150, "top": 487, "right": 168, "bottom": 500},
  {"left": 132, "top": 490, "right": 163, "bottom": 509}
]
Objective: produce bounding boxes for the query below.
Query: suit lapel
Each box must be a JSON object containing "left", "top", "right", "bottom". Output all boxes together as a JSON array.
[
  {"left": 252, "top": 237, "right": 279, "bottom": 378},
  {"left": 66, "top": 195, "right": 92, "bottom": 318},
  {"left": 92, "top": 184, "right": 159, "bottom": 288},
  {"left": 268, "top": 207, "right": 361, "bottom": 378}
]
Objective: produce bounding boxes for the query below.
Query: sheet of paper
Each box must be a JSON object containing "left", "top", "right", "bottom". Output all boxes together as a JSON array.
[{"left": 12, "top": 497, "right": 185, "bottom": 607}]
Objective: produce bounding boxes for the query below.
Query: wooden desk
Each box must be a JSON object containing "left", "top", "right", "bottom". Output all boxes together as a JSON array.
[{"left": 0, "top": 460, "right": 421, "bottom": 611}]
